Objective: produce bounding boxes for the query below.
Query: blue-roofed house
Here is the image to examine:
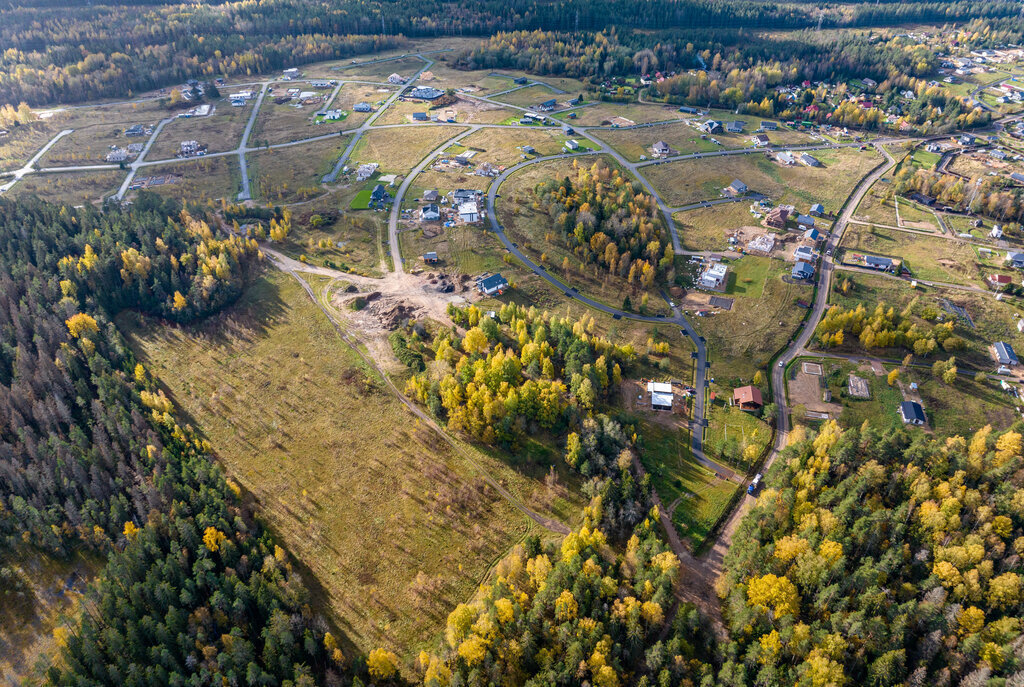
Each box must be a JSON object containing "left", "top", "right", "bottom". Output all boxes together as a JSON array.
[
  {"left": 792, "top": 261, "right": 815, "bottom": 280},
  {"left": 409, "top": 86, "right": 444, "bottom": 100},
  {"left": 995, "top": 341, "right": 1019, "bottom": 366},
  {"left": 899, "top": 401, "right": 926, "bottom": 425},
  {"left": 803, "top": 227, "right": 823, "bottom": 242},
  {"left": 796, "top": 214, "right": 815, "bottom": 227},
  {"left": 477, "top": 273, "right": 509, "bottom": 296},
  {"left": 865, "top": 255, "right": 893, "bottom": 271},
  {"left": 538, "top": 98, "right": 557, "bottom": 111},
  {"left": 412, "top": 112, "right": 428, "bottom": 121},
  {"left": 1006, "top": 251, "right": 1024, "bottom": 269},
  {"left": 810, "top": 203, "right": 825, "bottom": 216}
]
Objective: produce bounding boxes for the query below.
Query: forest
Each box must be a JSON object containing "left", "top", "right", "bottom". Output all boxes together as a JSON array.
[
  {"left": 535, "top": 160, "right": 672, "bottom": 288},
  {"left": 894, "top": 166, "right": 1024, "bottom": 226},
  {"left": 815, "top": 302, "right": 964, "bottom": 357},
  {"left": 1, "top": 0, "right": 1021, "bottom": 106},
  {"left": 718, "top": 421, "right": 1024, "bottom": 685}
]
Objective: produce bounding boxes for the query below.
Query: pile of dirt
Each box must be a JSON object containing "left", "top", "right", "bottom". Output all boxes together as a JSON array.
[
  {"left": 424, "top": 273, "right": 456, "bottom": 293},
  {"left": 362, "top": 298, "right": 422, "bottom": 330}
]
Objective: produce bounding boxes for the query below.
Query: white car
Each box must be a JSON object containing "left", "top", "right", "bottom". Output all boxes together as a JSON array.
[{"left": 778, "top": 360, "right": 785, "bottom": 367}]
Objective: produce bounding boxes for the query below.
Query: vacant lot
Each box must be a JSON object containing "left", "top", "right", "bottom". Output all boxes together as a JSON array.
[
  {"left": 351, "top": 126, "right": 467, "bottom": 174},
  {"left": 704, "top": 402, "right": 771, "bottom": 472},
  {"left": 132, "top": 156, "right": 240, "bottom": 202},
  {"left": 673, "top": 202, "right": 760, "bottom": 251},
  {"left": 148, "top": 103, "right": 251, "bottom": 159},
  {"left": 593, "top": 122, "right": 717, "bottom": 161},
  {"left": 555, "top": 103, "right": 685, "bottom": 127},
  {"left": 38, "top": 125, "right": 138, "bottom": 166},
  {"left": 854, "top": 177, "right": 900, "bottom": 226},
  {"left": 840, "top": 224, "right": 984, "bottom": 286},
  {"left": 332, "top": 56, "right": 426, "bottom": 82},
  {"left": 492, "top": 84, "right": 561, "bottom": 108},
  {"left": 9, "top": 170, "right": 126, "bottom": 206},
  {"left": 647, "top": 147, "right": 882, "bottom": 213},
  {"left": 120, "top": 272, "right": 565, "bottom": 661},
  {"left": 459, "top": 127, "right": 567, "bottom": 167},
  {"left": 250, "top": 137, "right": 349, "bottom": 203},
  {"left": 252, "top": 95, "right": 347, "bottom": 146}
]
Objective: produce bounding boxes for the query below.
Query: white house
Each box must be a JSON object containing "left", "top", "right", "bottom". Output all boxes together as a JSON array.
[
  {"left": 699, "top": 262, "right": 728, "bottom": 290},
  {"left": 459, "top": 201, "right": 480, "bottom": 222},
  {"left": 647, "top": 382, "right": 674, "bottom": 411}
]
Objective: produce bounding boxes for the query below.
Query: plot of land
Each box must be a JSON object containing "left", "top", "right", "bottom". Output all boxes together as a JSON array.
[
  {"left": 252, "top": 94, "right": 347, "bottom": 146},
  {"left": 119, "top": 272, "right": 570, "bottom": 661},
  {"left": 458, "top": 127, "right": 567, "bottom": 168},
  {"left": 8, "top": 170, "right": 126, "bottom": 206},
  {"left": 250, "top": 136, "right": 349, "bottom": 203},
  {"left": 840, "top": 224, "right": 984, "bottom": 286},
  {"left": 704, "top": 403, "right": 771, "bottom": 472},
  {"left": 131, "top": 156, "right": 240, "bottom": 202},
  {"left": 647, "top": 147, "right": 882, "bottom": 212},
  {"left": 38, "top": 125, "right": 139, "bottom": 167},
  {"left": 276, "top": 199, "right": 387, "bottom": 276},
  {"left": 351, "top": 126, "right": 467, "bottom": 174},
  {"left": 148, "top": 103, "right": 251, "bottom": 159},
  {"left": 854, "top": 177, "right": 900, "bottom": 226},
  {"left": 332, "top": 56, "right": 426, "bottom": 81},
  {"left": 555, "top": 103, "right": 685, "bottom": 128},
  {"left": 673, "top": 202, "right": 763, "bottom": 251},
  {"left": 492, "top": 84, "right": 561, "bottom": 109}
]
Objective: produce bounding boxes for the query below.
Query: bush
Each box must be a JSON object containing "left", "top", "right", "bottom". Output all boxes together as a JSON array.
[{"left": 388, "top": 331, "right": 425, "bottom": 371}]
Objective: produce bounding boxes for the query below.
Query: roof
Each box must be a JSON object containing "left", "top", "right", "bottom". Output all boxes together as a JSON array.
[
  {"left": 540, "top": 98, "right": 557, "bottom": 107},
  {"left": 733, "top": 385, "right": 763, "bottom": 407},
  {"left": 458, "top": 201, "right": 479, "bottom": 215},
  {"left": 792, "top": 261, "right": 814, "bottom": 279},
  {"left": 412, "top": 112, "right": 428, "bottom": 120},
  {"left": 796, "top": 214, "right": 815, "bottom": 225},
  {"left": 995, "top": 341, "right": 1019, "bottom": 364},
  {"left": 424, "top": 251, "right": 438, "bottom": 260},
  {"left": 810, "top": 203, "right": 825, "bottom": 212},
  {"left": 900, "top": 401, "right": 926, "bottom": 423},
  {"left": 647, "top": 381, "right": 673, "bottom": 393},
  {"left": 728, "top": 179, "right": 747, "bottom": 191},
  {"left": 865, "top": 255, "right": 893, "bottom": 267},
  {"left": 1011, "top": 172, "right": 1024, "bottom": 183},
  {"left": 478, "top": 273, "right": 508, "bottom": 290},
  {"left": 800, "top": 153, "right": 820, "bottom": 165},
  {"left": 653, "top": 140, "right": 671, "bottom": 152},
  {"left": 409, "top": 86, "right": 444, "bottom": 99}
]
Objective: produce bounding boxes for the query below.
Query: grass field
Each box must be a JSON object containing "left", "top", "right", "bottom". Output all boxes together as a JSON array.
[
  {"left": 694, "top": 256, "right": 812, "bottom": 382},
  {"left": 351, "top": 126, "right": 467, "bottom": 174},
  {"left": 8, "top": 170, "right": 125, "bottom": 206},
  {"left": 148, "top": 102, "right": 252, "bottom": 159},
  {"left": 637, "top": 421, "right": 738, "bottom": 549},
  {"left": 555, "top": 102, "right": 685, "bottom": 127},
  {"left": 673, "top": 202, "right": 759, "bottom": 251},
  {"left": 853, "top": 177, "right": 900, "bottom": 226},
  {"left": 276, "top": 198, "right": 387, "bottom": 276},
  {"left": 119, "top": 271, "right": 578, "bottom": 663},
  {"left": 252, "top": 95, "right": 347, "bottom": 146},
  {"left": 840, "top": 224, "right": 984, "bottom": 286},
  {"left": 592, "top": 121, "right": 717, "bottom": 161},
  {"left": 331, "top": 56, "right": 426, "bottom": 81},
  {"left": 646, "top": 147, "right": 882, "bottom": 213},
  {"left": 704, "top": 402, "right": 771, "bottom": 472},
  {"left": 38, "top": 125, "right": 138, "bottom": 166},
  {"left": 250, "top": 137, "right": 349, "bottom": 203},
  {"left": 492, "top": 84, "right": 561, "bottom": 108},
  {"left": 458, "top": 127, "right": 568, "bottom": 167},
  {"left": 131, "top": 156, "right": 240, "bottom": 203}
]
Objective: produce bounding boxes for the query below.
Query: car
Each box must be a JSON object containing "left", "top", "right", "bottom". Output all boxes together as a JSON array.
[
  {"left": 778, "top": 360, "right": 785, "bottom": 367},
  {"left": 826, "top": 248, "right": 833, "bottom": 256}
]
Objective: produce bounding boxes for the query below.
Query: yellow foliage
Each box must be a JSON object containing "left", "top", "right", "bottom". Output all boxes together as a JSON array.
[
  {"left": 367, "top": 648, "right": 399, "bottom": 678},
  {"left": 774, "top": 535, "right": 810, "bottom": 563},
  {"left": 123, "top": 520, "right": 139, "bottom": 540},
  {"left": 494, "top": 597, "right": 515, "bottom": 623},
  {"left": 202, "top": 526, "right": 227, "bottom": 552},
  {"left": 457, "top": 634, "right": 488, "bottom": 665},
  {"left": 555, "top": 590, "right": 578, "bottom": 622},
  {"left": 957, "top": 606, "right": 985, "bottom": 635},
  {"left": 66, "top": 312, "right": 99, "bottom": 339},
  {"left": 746, "top": 573, "right": 800, "bottom": 617},
  {"left": 173, "top": 290, "right": 187, "bottom": 311},
  {"left": 759, "top": 630, "right": 782, "bottom": 664}
]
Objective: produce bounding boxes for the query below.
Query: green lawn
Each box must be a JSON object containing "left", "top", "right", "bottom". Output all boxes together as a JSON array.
[
  {"left": 704, "top": 402, "right": 771, "bottom": 472},
  {"left": 350, "top": 189, "right": 372, "bottom": 209}
]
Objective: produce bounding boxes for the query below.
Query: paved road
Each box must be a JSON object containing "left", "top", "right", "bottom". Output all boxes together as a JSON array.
[
  {"left": 483, "top": 153, "right": 738, "bottom": 482},
  {"left": 115, "top": 116, "right": 175, "bottom": 199},
  {"left": 0, "top": 129, "right": 73, "bottom": 192},
  {"left": 237, "top": 82, "right": 271, "bottom": 200}
]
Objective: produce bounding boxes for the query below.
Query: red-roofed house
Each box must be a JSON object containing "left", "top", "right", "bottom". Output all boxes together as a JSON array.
[
  {"left": 733, "top": 385, "right": 764, "bottom": 411},
  {"left": 989, "top": 274, "right": 1014, "bottom": 289}
]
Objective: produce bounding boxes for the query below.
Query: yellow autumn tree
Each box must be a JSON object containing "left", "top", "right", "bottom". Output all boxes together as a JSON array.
[
  {"left": 66, "top": 313, "right": 99, "bottom": 338},
  {"left": 367, "top": 648, "right": 399, "bottom": 678},
  {"left": 172, "top": 291, "right": 187, "bottom": 311},
  {"left": 747, "top": 573, "right": 800, "bottom": 617},
  {"left": 202, "top": 526, "right": 227, "bottom": 552}
]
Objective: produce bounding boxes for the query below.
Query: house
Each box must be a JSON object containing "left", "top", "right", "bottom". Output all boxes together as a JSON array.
[
  {"left": 776, "top": 151, "right": 796, "bottom": 165},
  {"left": 908, "top": 192, "right": 935, "bottom": 207},
  {"left": 521, "top": 145, "right": 536, "bottom": 156},
  {"left": 422, "top": 189, "right": 440, "bottom": 202},
  {"left": 1006, "top": 251, "right": 1024, "bottom": 268},
  {"left": 995, "top": 341, "right": 1019, "bottom": 366},
  {"left": 957, "top": 134, "right": 976, "bottom": 146},
  {"left": 766, "top": 205, "right": 792, "bottom": 229},
  {"left": 538, "top": 98, "right": 557, "bottom": 111},
  {"left": 423, "top": 251, "right": 439, "bottom": 264},
  {"left": 792, "top": 261, "right": 815, "bottom": 280},
  {"left": 565, "top": 140, "right": 580, "bottom": 150},
  {"left": 699, "top": 262, "right": 729, "bottom": 290},
  {"left": 453, "top": 189, "right": 478, "bottom": 204},
  {"left": 282, "top": 68, "right": 300, "bottom": 79},
  {"left": 387, "top": 73, "right": 406, "bottom": 84},
  {"left": 758, "top": 121, "right": 778, "bottom": 131},
  {"left": 988, "top": 274, "right": 1013, "bottom": 288},
  {"left": 566, "top": 95, "right": 583, "bottom": 106},
  {"left": 796, "top": 214, "right": 815, "bottom": 228},
  {"left": 724, "top": 179, "right": 748, "bottom": 197},
  {"left": 700, "top": 120, "right": 723, "bottom": 134},
  {"left": 459, "top": 201, "right": 480, "bottom": 222},
  {"left": 678, "top": 106, "right": 699, "bottom": 114},
  {"left": 803, "top": 227, "right": 823, "bottom": 242},
  {"left": 794, "top": 245, "right": 816, "bottom": 262},
  {"left": 298, "top": 91, "right": 317, "bottom": 100},
  {"left": 355, "top": 163, "right": 378, "bottom": 182},
  {"left": 799, "top": 153, "right": 821, "bottom": 167},
  {"left": 353, "top": 102, "right": 373, "bottom": 112},
  {"left": 454, "top": 153, "right": 474, "bottom": 166},
  {"left": 318, "top": 109, "right": 344, "bottom": 121},
  {"left": 810, "top": 203, "right": 825, "bottom": 216},
  {"left": 991, "top": 149, "right": 1007, "bottom": 160},
  {"left": 862, "top": 77, "right": 878, "bottom": 88},
  {"left": 562, "top": 124, "right": 575, "bottom": 135},
  {"left": 370, "top": 184, "right": 392, "bottom": 205},
  {"left": 124, "top": 124, "right": 145, "bottom": 137},
  {"left": 412, "top": 112, "right": 428, "bottom": 121},
  {"left": 864, "top": 255, "right": 894, "bottom": 271},
  {"left": 751, "top": 134, "right": 770, "bottom": 146},
  {"left": 309, "top": 79, "right": 333, "bottom": 88},
  {"left": 725, "top": 121, "right": 745, "bottom": 134},
  {"left": 652, "top": 141, "right": 672, "bottom": 157},
  {"left": 477, "top": 273, "right": 508, "bottom": 296},
  {"left": 420, "top": 204, "right": 441, "bottom": 221},
  {"left": 513, "top": 77, "right": 528, "bottom": 85},
  {"left": 733, "top": 385, "right": 764, "bottom": 410},
  {"left": 899, "top": 401, "right": 926, "bottom": 425},
  {"left": 518, "top": 118, "right": 533, "bottom": 126},
  {"left": 647, "top": 382, "right": 674, "bottom": 411},
  {"left": 105, "top": 149, "right": 128, "bottom": 163},
  {"left": 990, "top": 225, "right": 1004, "bottom": 239},
  {"left": 925, "top": 143, "right": 942, "bottom": 153},
  {"left": 1010, "top": 172, "right": 1024, "bottom": 184},
  {"left": 409, "top": 87, "right": 444, "bottom": 100}
]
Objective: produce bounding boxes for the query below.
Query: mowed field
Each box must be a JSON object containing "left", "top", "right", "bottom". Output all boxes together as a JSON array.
[
  {"left": 119, "top": 272, "right": 552, "bottom": 662},
  {"left": 646, "top": 147, "right": 882, "bottom": 212}
]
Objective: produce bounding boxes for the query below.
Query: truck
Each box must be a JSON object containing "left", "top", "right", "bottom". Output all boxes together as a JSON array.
[{"left": 747, "top": 473, "right": 762, "bottom": 495}]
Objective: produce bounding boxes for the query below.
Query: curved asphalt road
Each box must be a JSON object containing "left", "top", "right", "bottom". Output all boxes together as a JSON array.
[{"left": 485, "top": 153, "right": 738, "bottom": 481}]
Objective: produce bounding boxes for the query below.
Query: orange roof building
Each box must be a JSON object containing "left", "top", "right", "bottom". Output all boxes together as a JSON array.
[{"left": 733, "top": 385, "right": 764, "bottom": 410}]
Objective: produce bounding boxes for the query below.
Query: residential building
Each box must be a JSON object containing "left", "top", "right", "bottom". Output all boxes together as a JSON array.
[
  {"left": 724, "top": 179, "right": 747, "bottom": 197},
  {"left": 412, "top": 112, "right": 428, "bottom": 121},
  {"left": 422, "top": 189, "right": 440, "bottom": 202},
  {"left": 810, "top": 203, "right": 825, "bottom": 216},
  {"left": 862, "top": 77, "right": 878, "bottom": 88},
  {"left": 647, "top": 382, "right": 673, "bottom": 411},
  {"left": 793, "top": 246, "right": 815, "bottom": 262},
  {"left": 420, "top": 204, "right": 441, "bottom": 221},
  {"left": 799, "top": 153, "right": 821, "bottom": 167},
  {"left": 899, "top": 401, "right": 926, "bottom": 425},
  {"left": 751, "top": 134, "right": 770, "bottom": 146},
  {"left": 699, "top": 262, "right": 728, "bottom": 290},
  {"left": 459, "top": 201, "right": 480, "bottom": 222},
  {"left": 1006, "top": 251, "right": 1024, "bottom": 269},
  {"left": 775, "top": 151, "right": 796, "bottom": 165},
  {"left": 423, "top": 252, "right": 439, "bottom": 264},
  {"left": 453, "top": 189, "right": 478, "bottom": 204},
  {"left": 565, "top": 140, "right": 579, "bottom": 150},
  {"left": 733, "top": 385, "right": 764, "bottom": 410},
  {"left": 864, "top": 255, "right": 894, "bottom": 271},
  {"left": 995, "top": 341, "right": 1019, "bottom": 366},
  {"left": 538, "top": 98, "right": 557, "bottom": 111},
  {"left": 908, "top": 192, "right": 935, "bottom": 206},
  {"left": 370, "top": 184, "right": 392, "bottom": 205},
  {"left": 700, "top": 120, "right": 723, "bottom": 134},
  {"left": 1011, "top": 172, "right": 1024, "bottom": 184},
  {"left": 353, "top": 102, "right": 373, "bottom": 112},
  {"left": 792, "top": 261, "right": 815, "bottom": 280},
  {"left": 105, "top": 149, "right": 128, "bottom": 163},
  {"left": 318, "top": 109, "right": 344, "bottom": 121},
  {"left": 477, "top": 273, "right": 508, "bottom": 296},
  {"left": 990, "top": 225, "right": 1004, "bottom": 239},
  {"left": 796, "top": 214, "right": 815, "bottom": 227},
  {"left": 282, "top": 68, "right": 300, "bottom": 79},
  {"left": 521, "top": 145, "right": 536, "bottom": 156},
  {"left": 513, "top": 77, "right": 528, "bottom": 85},
  {"left": 124, "top": 125, "right": 145, "bottom": 137},
  {"left": 766, "top": 205, "right": 791, "bottom": 229},
  {"left": 988, "top": 274, "right": 1013, "bottom": 288},
  {"left": 652, "top": 141, "right": 672, "bottom": 157},
  {"left": 309, "top": 79, "right": 334, "bottom": 88},
  {"left": 758, "top": 121, "right": 778, "bottom": 131},
  {"left": 562, "top": 124, "right": 575, "bottom": 135},
  {"left": 387, "top": 73, "right": 406, "bottom": 84},
  {"left": 725, "top": 121, "right": 745, "bottom": 134},
  {"left": 678, "top": 106, "right": 699, "bottom": 114},
  {"left": 803, "top": 227, "right": 823, "bottom": 242}
]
